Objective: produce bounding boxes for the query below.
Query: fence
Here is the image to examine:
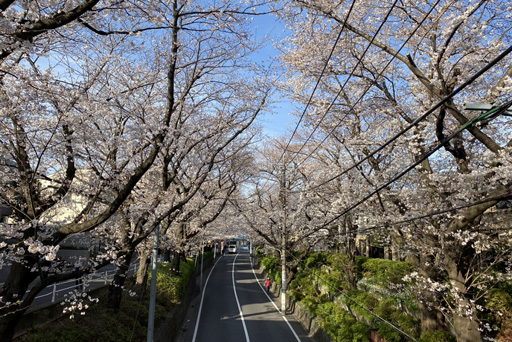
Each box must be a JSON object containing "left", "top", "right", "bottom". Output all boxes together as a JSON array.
[{"left": 27, "top": 263, "right": 138, "bottom": 306}]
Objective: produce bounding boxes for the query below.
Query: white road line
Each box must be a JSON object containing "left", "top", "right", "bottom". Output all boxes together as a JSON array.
[
  {"left": 192, "top": 256, "right": 222, "bottom": 342},
  {"left": 250, "top": 259, "right": 302, "bottom": 342},
  {"left": 233, "top": 253, "right": 251, "bottom": 342}
]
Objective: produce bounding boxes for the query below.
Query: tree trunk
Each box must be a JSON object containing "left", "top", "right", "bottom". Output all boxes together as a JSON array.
[
  {"left": 407, "top": 251, "right": 447, "bottom": 333},
  {"left": 162, "top": 249, "right": 171, "bottom": 262},
  {"left": 345, "top": 257, "right": 358, "bottom": 291},
  {"left": 417, "top": 265, "right": 446, "bottom": 333},
  {"left": 453, "top": 312, "right": 481, "bottom": 342},
  {"left": 106, "top": 250, "right": 134, "bottom": 310},
  {"left": 136, "top": 248, "right": 152, "bottom": 286},
  {"left": 171, "top": 250, "right": 184, "bottom": 275},
  {"left": 342, "top": 216, "right": 358, "bottom": 291},
  {"left": 0, "top": 260, "right": 38, "bottom": 342},
  {"left": 418, "top": 300, "right": 445, "bottom": 332},
  {"left": 445, "top": 251, "right": 482, "bottom": 342}
]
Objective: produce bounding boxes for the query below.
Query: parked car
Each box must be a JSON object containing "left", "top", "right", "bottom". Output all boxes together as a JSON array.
[{"left": 228, "top": 244, "right": 237, "bottom": 254}]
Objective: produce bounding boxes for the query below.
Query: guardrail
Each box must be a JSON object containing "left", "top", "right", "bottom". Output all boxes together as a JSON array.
[{"left": 30, "top": 263, "right": 137, "bottom": 303}]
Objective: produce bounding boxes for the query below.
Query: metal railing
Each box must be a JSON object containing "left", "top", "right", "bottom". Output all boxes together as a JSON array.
[{"left": 5, "top": 262, "right": 140, "bottom": 308}]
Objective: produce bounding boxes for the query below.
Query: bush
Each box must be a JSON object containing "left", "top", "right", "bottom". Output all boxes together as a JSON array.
[
  {"left": 261, "top": 255, "right": 281, "bottom": 285},
  {"left": 316, "top": 301, "right": 369, "bottom": 342},
  {"left": 355, "top": 256, "right": 369, "bottom": 280},
  {"left": 289, "top": 272, "right": 318, "bottom": 302},
  {"left": 361, "top": 258, "right": 413, "bottom": 286},
  {"left": 419, "top": 329, "right": 455, "bottom": 342},
  {"left": 288, "top": 253, "right": 421, "bottom": 342},
  {"left": 483, "top": 286, "right": 512, "bottom": 341},
  {"left": 344, "top": 290, "right": 420, "bottom": 341},
  {"left": 152, "top": 258, "right": 194, "bottom": 309},
  {"left": 305, "top": 252, "right": 328, "bottom": 269},
  {"left": 323, "top": 253, "right": 361, "bottom": 291}
]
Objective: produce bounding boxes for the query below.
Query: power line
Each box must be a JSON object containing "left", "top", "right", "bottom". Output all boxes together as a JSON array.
[
  {"left": 322, "top": 99, "right": 512, "bottom": 227},
  {"left": 293, "top": 0, "right": 442, "bottom": 169},
  {"left": 299, "top": 44, "right": 512, "bottom": 194},
  {"left": 274, "top": 193, "right": 512, "bottom": 342},
  {"left": 288, "top": 0, "right": 403, "bottom": 165},
  {"left": 261, "top": 0, "right": 400, "bottom": 197},
  {"left": 256, "top": 0, "right": 359, "bottom": 195},
  {"left": 277, "top": 194, "right": 512, "bottom": 342},
  {"left": 346, "top": 192, "right": 512, "bottom": 237},
  {"left": 283, "top": 0, "right": 357, "bottom": 151}
]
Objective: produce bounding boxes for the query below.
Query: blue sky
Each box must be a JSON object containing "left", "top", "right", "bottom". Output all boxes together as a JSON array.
[{"left": 249, "top": 11, "right": 297, "bottom": 137}]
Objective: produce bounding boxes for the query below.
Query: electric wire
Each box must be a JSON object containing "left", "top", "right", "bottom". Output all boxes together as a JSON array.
[
  {"left": 283, "top": 0, "right": 357, "bottom": 151},
  {"left": 321, "top": 98, "right": 512, "bottom": 227},
  {"left": 292, "top": 0, "right": 442, "bottom": 168},
  {"left": 259, "top": 0, "right": 398, "bottom": 197},
  {"left": 279, "top": 193, "right": 512, "bottom": 341},
  {"left": 295, "top": 43, "right": 512, "bottom": 195},
  {"left": 287, "top": 0, "right": 402, "bottom": 165},
  {"left": 255, "top": 0, "right": 359, "bottom": 196},
  {"left": 256, "top": 0, "right": 435, "bottom": 198},
  {"left": 340, "top": 192, "right": 512, "bottom": 238}
]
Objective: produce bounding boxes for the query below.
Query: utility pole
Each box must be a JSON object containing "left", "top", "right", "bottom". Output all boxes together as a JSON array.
[
  {"left": 280, "top": 161, "right": 287, "bottom": 314},
  {"left": 147, "top": 225, "right": 160, "bottom": 342}
]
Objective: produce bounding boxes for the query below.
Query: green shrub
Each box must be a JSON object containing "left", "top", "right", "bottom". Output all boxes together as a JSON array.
[
  {"left": 374, "top": 323, "right": 402, "bottom": 342},
  {"left": 419, "top": 329, "right": 455, "bottom": 342},
  {"left": 261, "top": 255, "right": 281, "bottom": 285},
  {"left": 345, "top": 289, "right": 379, "bottom": 320},
  {"left": 149, "top": 258, "right": 194, "bottom": 308},
  {"left": 301, "top": 294, "right": 320, "bottom": 314},
  {"left": 486, "top": 287, "right": 512, "bottom": 314},
  {"left": 361, "top": 258, "right": 413, "bottom": 286},
  {"left": 289, "top": 272, "right": 318, "bottom": 302},
  {"left": 355, "top": 256, "right": 369, "bottom": 280},
  {"left": 305, "top": 252, "right": 328, "bottom": 268},
  {"left": 323, "top": 253, "right": 351, "bottom": 290},
  {"left": 344, "top": 290, "right": 420, "bottom": 340},
  {"left": 482, "top": 286, "right": 512, "bottom": 340},
  {"left": 316, "top": 301, "right": 370, "bottom": 342},
  {"left": 200, "top": 251, "right": 214, "bottom": 260}
]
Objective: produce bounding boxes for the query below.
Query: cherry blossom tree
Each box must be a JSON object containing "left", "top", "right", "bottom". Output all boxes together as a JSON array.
[
  {"left": 0, "top": 0, "right": 272, "bottom": 338},
  {"left": 233, "top": 138, "right": 337, "bottom": 287},
  {"left": 0, "top": 27, "right": 168, "bottom": 338},
  {"left": 274, "top": 0, "right": 512, "bottom": 341}
]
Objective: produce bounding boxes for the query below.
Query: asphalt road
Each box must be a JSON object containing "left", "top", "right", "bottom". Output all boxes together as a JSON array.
[{"left": 178, "top": 251, "right": 313, "bottom": 342}]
